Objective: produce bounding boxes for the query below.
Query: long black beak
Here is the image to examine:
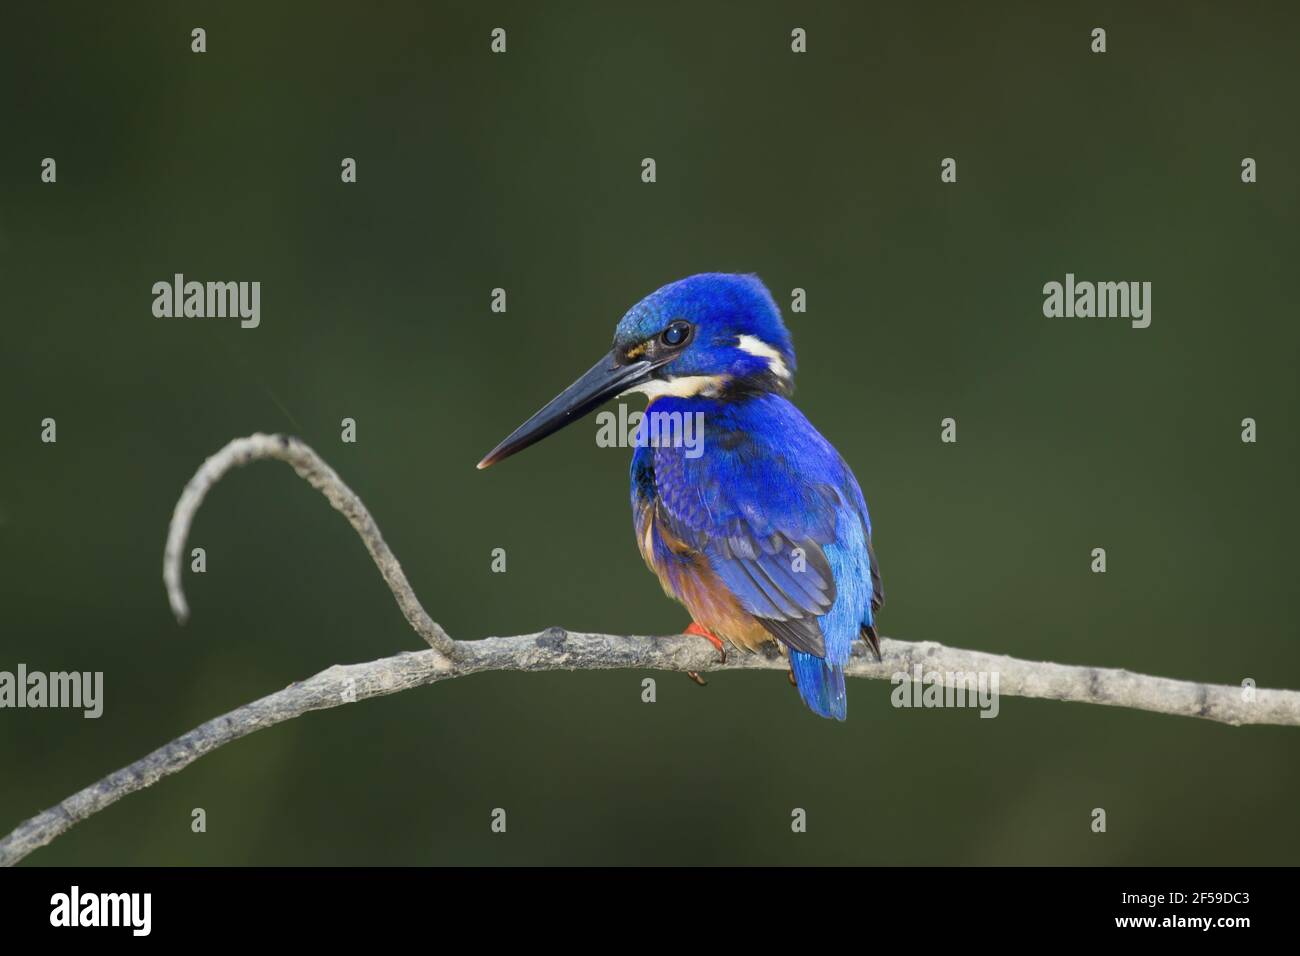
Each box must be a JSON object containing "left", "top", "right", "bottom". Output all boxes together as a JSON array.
[{"left": 477, "top": 350, "right": 655, "bottom": 469}]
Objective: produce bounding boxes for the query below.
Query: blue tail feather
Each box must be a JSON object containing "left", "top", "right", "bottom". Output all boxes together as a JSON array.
[{"left": 790, "top": 650, "right": 847, "bottom": 721}]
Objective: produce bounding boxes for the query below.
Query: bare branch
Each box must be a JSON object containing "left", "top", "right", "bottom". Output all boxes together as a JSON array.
[
  {"left": 4, "top": 630, "right": 1298, "bottom": 866},
  {"left": 4, "top": 432, "right": 1294, "bottom": 867},
  {"left": 164, "top": 433, "right": 455, "bottom": 657}
]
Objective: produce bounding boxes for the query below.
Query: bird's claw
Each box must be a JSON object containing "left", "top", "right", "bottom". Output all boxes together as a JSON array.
[
  {"left": 685, "top": 621, "right": 726, "bottom": 663},
  {"left": 683, "top": 622, "right": 725, "bottom": 687}
]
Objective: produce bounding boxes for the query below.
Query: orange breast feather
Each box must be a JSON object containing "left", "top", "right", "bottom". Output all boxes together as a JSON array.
[{"left": 635, "top": 500, "right": 773, "bottom": 652}]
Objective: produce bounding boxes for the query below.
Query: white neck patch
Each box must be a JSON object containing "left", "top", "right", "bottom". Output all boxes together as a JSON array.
[
  {"left": 622, "top": 374, "right": 730, "bottom": 401},
  {"left": 735, "top": 334, "right": 791, "bottom": 380}
]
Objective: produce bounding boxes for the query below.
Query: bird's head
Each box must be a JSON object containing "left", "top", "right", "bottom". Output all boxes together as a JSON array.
[
  {"left": 610, "top": 272, "right": 796, "bottom": 400},
  {"left": 477, "top": 273, "right": 796, "bottom": 469}
]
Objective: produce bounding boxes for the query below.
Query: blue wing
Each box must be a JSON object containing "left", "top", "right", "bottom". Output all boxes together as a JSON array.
[{"left": 638, "top": 394, "right": 879, "bottom": 718}]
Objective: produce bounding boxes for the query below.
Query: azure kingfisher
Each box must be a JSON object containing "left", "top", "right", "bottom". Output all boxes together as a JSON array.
[{"left": 477, "top": 273, "right": 883, "bottom": 720}]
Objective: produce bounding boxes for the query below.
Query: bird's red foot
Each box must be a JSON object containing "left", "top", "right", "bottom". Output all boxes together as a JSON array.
[
  {"left": 684, "top": 621, "right": 725, "bottom": 686},
  {"left": 685, "top": 621, "right": 727, "bottom": 663}
]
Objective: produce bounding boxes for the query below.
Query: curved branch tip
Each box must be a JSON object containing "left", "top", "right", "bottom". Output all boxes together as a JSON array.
[{"left": 2, "top": 433, "right": 1293, "bottom": 867}]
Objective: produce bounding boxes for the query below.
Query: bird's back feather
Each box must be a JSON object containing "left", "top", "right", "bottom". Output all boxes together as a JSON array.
[{"left": 630, "top": 392, "right": 879, "bottom": 719}]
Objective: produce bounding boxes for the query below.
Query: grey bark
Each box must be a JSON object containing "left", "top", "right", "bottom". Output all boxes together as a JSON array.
[{"left": 2, "top": 433, "right": 1295, "bottom": 867}]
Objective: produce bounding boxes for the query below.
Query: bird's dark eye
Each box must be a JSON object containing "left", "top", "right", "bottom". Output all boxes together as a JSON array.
[{"left": 660, "top": 321, "right": 691, "bottom": 347}]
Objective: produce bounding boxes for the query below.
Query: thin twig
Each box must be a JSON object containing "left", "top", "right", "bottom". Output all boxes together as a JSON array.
[
  {"left": 163, "top": 433, "right": 455, "bottom": 657},
  {"left": 3, "top": 433, "right": 1295, "bottom": 867}
]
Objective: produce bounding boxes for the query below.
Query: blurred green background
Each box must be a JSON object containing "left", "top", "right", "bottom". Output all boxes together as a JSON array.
[{"left": 2, "top": 1, "right": 1297, "bottom": 865}]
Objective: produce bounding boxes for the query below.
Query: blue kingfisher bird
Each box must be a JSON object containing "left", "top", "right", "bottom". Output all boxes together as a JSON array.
[{"left": 477, "top": 273, "right": 883, "bottom": 720}]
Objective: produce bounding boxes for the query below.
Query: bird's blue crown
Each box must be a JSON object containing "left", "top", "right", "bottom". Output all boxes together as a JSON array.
[{"left": 613, "top": 273, "right": 797, "bottom": 395}]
